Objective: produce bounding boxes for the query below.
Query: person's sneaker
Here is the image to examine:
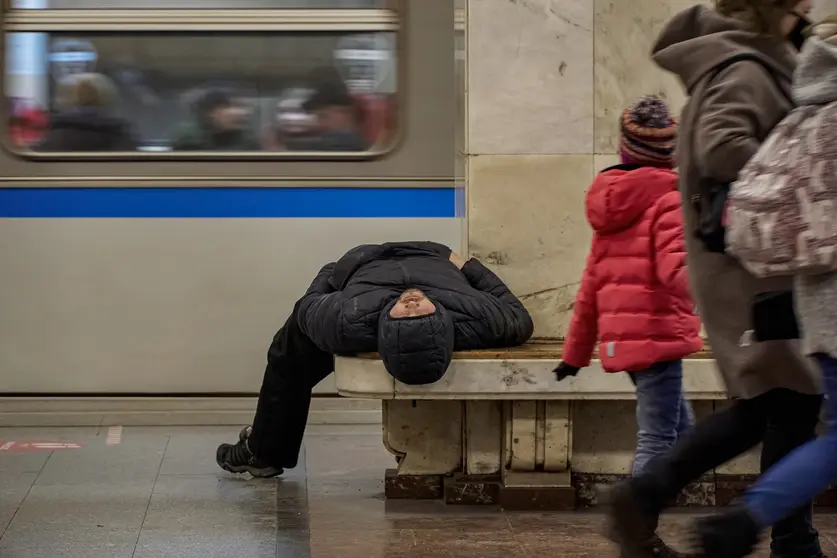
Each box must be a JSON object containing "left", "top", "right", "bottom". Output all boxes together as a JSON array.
[{"left": 216, "top": 426, "right": 283, "bottom": 478}]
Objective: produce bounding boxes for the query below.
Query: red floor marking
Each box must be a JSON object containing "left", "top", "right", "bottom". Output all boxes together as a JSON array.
[{"left": 0, "top": 441, "right": 85, "bottom": 452}]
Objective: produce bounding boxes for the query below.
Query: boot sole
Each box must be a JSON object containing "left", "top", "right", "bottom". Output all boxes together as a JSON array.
[{"left": 218, "top": 460, "right": 283, "bottom": 479}]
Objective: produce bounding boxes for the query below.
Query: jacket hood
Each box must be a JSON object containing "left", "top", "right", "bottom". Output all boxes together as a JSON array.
[
  {"left": 377, "top": 298, "right": 454, "bottom": 385},
  {"left": 586, "top": 164, "right": 678, "bottom": 234},
  {"left": 652, "top": 5, "right": 795, "bottom": 93},
  {"left": 794, "top": 37, "right": 837, "bottom": 105}
]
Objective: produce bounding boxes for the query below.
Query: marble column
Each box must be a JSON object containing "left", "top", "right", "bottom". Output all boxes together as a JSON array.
[{"left": 466, "top": 0, "right": 594, "bottom": 337}]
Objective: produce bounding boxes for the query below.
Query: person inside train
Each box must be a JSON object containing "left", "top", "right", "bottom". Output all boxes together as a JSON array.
[
  {"left": 216, "top": 241, "right": 534, "bottom": 478},
  {"left": 284, "top": 68, "right": 369, "bottom": 152},
  {"left": 171, "top": 85, "right": 259, "bottom": 151},
  {"left": 261, "top": 88, "right": 319, "bottom": 151},
  {"left": 38, "top": 73, "right": 137, "bottom": 152},
  {"left": 9, "top": 97, "right": 48, "bottom": 148}
]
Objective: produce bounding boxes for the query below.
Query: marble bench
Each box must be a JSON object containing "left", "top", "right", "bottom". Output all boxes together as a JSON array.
[
  {"left": 334, "top": 341, "right": 797, "bottom": 509},
  {"left": 335, "top": 343, "right": 837, "bottom": 510}
]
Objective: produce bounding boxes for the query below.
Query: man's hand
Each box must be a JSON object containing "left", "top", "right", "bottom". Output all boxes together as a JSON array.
[
  {"left": 449, "top": 251, "right": 466, "bottom": 270},
  {"left": 553, "top": 362, "right": 581, "bottom": 381}
]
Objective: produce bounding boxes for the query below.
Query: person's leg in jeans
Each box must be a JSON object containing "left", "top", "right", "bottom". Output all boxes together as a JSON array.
[
  {"left": 623, "top": 360, "right": 693, "bottom": 556},
  {"left": 628, "top": 360, "right": 691, "bottom": 476},
  {"left": 675, "top": 387, "right": 695, "bottom": 441},
  {"left": 760, "top": 389, "right": 823, "bottom": 558},
  {"left": 607, "top": 394, "right": 770, "bottom": 556},
  {"left": 693, "top": 364, "right": 833, "bottom": 558},
  {"left": 216, "top": 300, "right": 334, "bottom": 477}
]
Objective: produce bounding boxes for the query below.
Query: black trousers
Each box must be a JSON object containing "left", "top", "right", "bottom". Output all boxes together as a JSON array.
[
  {"left": 247, "top": 301, "right": 334, "bottom": 469},
  {"left": 640, "top": 388, "right": 823, "bottom": 557}
]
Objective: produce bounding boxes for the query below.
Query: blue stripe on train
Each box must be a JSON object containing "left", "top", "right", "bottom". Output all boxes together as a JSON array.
[{"left": 0, "top": 187, "right": 457, "bottom": 218}]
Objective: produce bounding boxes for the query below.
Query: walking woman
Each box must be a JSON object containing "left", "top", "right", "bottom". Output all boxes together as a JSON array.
[
  {"left": 685, "top": 18, "right": 837, "bottom": 557},
  {"left": 606, "top": 2, "right": 826, "bottom": 558}
]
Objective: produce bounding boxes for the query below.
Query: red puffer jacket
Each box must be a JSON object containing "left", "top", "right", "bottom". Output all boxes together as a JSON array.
[{"left": 562, "top": 164, "right": 702, "bottom": 373}]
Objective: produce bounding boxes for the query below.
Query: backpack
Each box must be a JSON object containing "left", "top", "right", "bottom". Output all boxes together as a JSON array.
[{"left": 725, "top": 101, "right": 837, "bottom": 278}]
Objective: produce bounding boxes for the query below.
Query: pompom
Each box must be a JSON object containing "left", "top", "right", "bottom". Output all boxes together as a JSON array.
[{"left": 630, "top": 96, "right": 672, "bottom": 129}]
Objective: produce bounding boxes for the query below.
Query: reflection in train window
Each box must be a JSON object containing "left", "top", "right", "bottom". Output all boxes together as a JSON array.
[
  {"left": 6, "top": 32, "right": 398, "bottom": 154},
  {"left": 12, "top": 0, "right": 387, "bottom": 8}
]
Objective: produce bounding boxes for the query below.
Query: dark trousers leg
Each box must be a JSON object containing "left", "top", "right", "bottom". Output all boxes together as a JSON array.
[
  {"left": 637, "top": 395, "right": 770, "bottom": 514},
  {"left": 247, "top": 300, "right": 334, "bottom": 469},
  {"left": 761, "top": 389, "right": 823, "bottom": 558}
]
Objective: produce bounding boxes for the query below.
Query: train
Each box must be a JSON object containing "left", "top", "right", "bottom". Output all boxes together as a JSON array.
[{"left": 0, "top": 0, "right": 464, "bottom": 398}]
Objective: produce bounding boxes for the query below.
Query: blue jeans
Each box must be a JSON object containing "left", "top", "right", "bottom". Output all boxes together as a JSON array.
[
  {"left": 745, "top": 354, "right": 837, "bottom": 529},
  {"left": 628, "top": 360, "right": 695, "bottom": 476}
]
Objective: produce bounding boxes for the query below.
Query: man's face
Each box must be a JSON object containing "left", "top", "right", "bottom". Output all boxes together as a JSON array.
[
  {"left": 209, "top": 102, "right": 248, "bottom": 131},
  {"left": 54, "top": 61, "right": 88, "bottom": 81},
  {"left": 389, "top": 289, "right": 436, "bottom": 318},
  {"left": 313, "top": 105, "right": 353, "bottom": 132},
  {"left": 276, "top": 103, "right": 316, "bottom": 135}
]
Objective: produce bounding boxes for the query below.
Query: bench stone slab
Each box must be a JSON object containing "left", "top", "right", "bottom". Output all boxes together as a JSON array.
[{"left": 335, "top": 356, "right": 725, "bottom": 399}]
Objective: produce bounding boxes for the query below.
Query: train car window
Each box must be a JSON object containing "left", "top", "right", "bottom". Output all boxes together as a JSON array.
[
  {"left": 13, "top": 0, "right": 388, "bottom": 8},
  {"left": 4, "top": 0, "right": 400, "bottom": 158},
  {"left": 6, "top": 32, "right": 397, "bottom": 154}
]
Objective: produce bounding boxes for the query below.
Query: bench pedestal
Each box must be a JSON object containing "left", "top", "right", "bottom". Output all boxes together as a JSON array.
[
  {"left": 381, "top": 399, "right": 577, "bottom": 510},
  {"left": 382, "top": 399, "right": 573, "bottom": 474}
]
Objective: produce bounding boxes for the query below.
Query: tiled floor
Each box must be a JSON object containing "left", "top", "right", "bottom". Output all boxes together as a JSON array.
[{"left": 2, "top": 424, "right": 837, "bottom": 557}]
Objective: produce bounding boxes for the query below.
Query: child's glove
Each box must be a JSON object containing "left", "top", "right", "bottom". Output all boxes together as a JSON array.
[{"left": 553, "top": 362, "right": 581, "bottom": 381}]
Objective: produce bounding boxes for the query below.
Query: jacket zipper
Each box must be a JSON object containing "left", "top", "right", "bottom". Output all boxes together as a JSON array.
[{"left": 396, "top": 261, "right": 411, "bottom": 287}]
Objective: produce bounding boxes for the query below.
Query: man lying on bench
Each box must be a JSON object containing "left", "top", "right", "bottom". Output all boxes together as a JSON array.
[{"left": 216, "top": 241, "right": 534, "bottom": 478}]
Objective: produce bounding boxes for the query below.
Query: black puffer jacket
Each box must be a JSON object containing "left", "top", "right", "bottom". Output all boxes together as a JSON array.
[{"left": 297, "top": 241, "right": 534, "bottom": 383}]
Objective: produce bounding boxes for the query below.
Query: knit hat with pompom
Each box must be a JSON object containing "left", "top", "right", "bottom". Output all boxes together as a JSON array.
[{"left": 620, "top": 96, "right": 678, "bottom": 168}]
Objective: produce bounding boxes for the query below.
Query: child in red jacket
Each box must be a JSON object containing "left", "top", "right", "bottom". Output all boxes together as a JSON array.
[{"left": 555, "top": 96, "right": 702, "bottom": 554}]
